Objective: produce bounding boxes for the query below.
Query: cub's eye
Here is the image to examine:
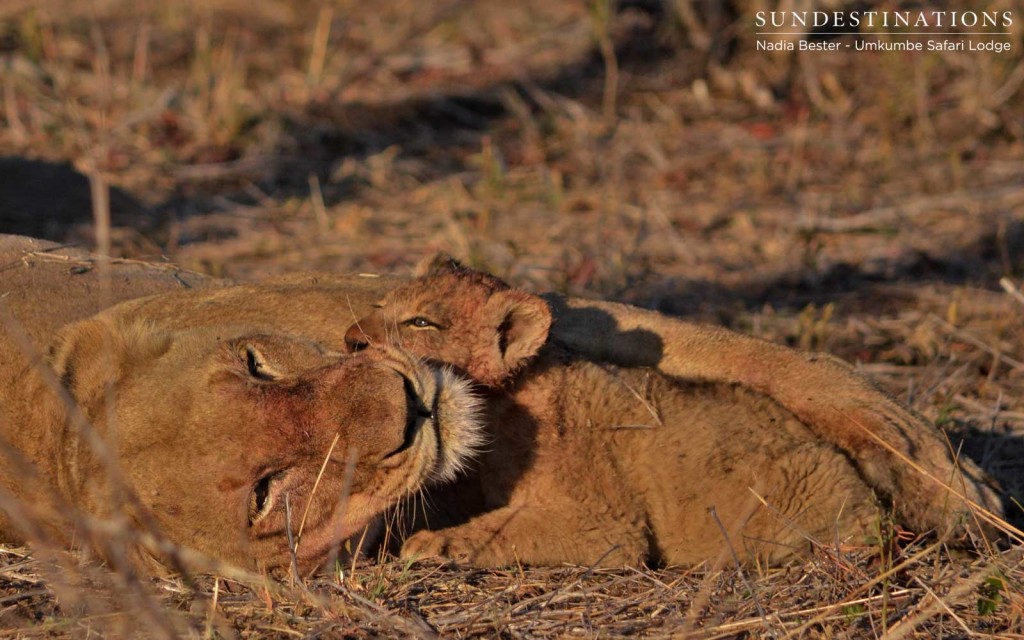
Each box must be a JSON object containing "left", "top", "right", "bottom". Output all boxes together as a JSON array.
[{"left": 404, "top": 317, "right": 438, "bottom": 329}]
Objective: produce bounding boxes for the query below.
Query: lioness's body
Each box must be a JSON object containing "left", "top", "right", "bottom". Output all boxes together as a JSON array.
[
  {"left": 0, "top": 235, "right": 213, "bottom": 342},
  {"left": 0, "top": 237, "right": 212, "bottom": 542}
]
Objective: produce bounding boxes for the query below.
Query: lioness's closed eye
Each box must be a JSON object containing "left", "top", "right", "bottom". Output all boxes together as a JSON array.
[
  {"left": 227, "top": 334, "right": 342, "bottom": 382},
  {"left": 247, "top": 470, "right": 280, "bottom": 525},
  {"left": 242, "top": 345, "right": 278, "bottom": 381}
]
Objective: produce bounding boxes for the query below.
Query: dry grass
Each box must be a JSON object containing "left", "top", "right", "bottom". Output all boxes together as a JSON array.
[{"left": 2, "top": 0, "right": 1024, "bottom": 636}]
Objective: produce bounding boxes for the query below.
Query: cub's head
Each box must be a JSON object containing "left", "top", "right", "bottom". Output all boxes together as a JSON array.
[
  {"left": 344, "top": 253, "right": 551, "bottom": 387},
  {"left": 47, "top": 312, "right": 482, "bottom": 574}
]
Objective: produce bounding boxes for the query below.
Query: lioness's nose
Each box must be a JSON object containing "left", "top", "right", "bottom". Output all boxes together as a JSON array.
[
  {"left": 319, "top": 352, "right": 420, "bottom": 461},
  {"left": 344, "top": 324, "right": 370, "bottom": 352}
]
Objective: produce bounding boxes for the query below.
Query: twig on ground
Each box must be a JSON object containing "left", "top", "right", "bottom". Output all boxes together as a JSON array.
[
  {"left": 1000, "top": 278, "right": 1024, "bottom": 309},
  {"left": 885, "top": 565, "right": 991, "bottom": 639},
  {"left": 929, "top": 314, "right": 1024, "bottom": 372},
  {"left": 708, "top": 506, "right": 776, "bottom": 639}
]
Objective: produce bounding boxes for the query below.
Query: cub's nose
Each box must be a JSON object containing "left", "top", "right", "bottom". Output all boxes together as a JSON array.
[{"left": 344, "top": 324, "right": 371, "bottom": 352}]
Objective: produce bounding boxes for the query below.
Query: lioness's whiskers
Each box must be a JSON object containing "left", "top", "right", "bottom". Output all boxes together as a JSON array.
[
  {"left": 384, "top": 498, "right": 403, "bottom": 551},
  {"left": 417, "top": 487, "right": 435, "bottom": 527}
]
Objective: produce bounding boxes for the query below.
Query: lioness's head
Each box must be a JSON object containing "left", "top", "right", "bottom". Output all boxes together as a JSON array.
[
  {"left": 46, "top": 312, "right": 482, "bottom": 573},
  {"left": 344, "top": 254, "right": 551, "bottom": 386}
]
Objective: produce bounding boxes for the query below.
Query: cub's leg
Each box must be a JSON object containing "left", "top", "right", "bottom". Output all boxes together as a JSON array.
[
  {"left": 401, "top": 502, "right": 649, "bottom": 568},
  {"left": 546, "top": 295, "right": 1002, "bottom": 538}
]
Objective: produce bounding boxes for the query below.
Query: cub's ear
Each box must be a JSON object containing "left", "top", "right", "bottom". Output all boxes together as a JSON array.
[
  {"left": 48, "top": 316, "right": 172, "bottom": 403},
  {"left": 414, "top": 252, "right": 464, "bottom": 278},
  {"left": 485, "top": 289, "right": 552, "bottom": 375}
]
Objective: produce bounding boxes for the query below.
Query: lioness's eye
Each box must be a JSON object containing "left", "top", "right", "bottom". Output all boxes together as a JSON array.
[
  {"left": 248, "top": 472, "right": 277, "bottom": 525},
  {"left": 405, "top": 317, "right": 437, "bottom": 329},
  {"left": 245, "top": 346, "right": 276, "bottom": 381}
]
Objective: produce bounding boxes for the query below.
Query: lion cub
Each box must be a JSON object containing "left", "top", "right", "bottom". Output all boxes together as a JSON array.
[{"left": 346, "top": 257, "right": 889, "bottom": 567}]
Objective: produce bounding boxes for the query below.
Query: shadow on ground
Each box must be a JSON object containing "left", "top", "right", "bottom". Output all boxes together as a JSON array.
[{"left": 0, "top": 157, "right": 153, "bottom": 242}]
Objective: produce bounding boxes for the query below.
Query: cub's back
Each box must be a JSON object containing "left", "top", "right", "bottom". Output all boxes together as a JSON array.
[{"left": 548, "top": 360, "right": 878, "bottom": 564}]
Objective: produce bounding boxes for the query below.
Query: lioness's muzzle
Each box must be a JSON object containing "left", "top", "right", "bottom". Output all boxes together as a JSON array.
[{"left": 383, "top": 374, "right": 435, "bottom": 460}]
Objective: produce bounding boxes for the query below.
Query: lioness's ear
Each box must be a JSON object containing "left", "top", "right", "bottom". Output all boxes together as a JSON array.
[
  {"left": 414, "top": 252, "right": 464, "bottom": 278},
  {"left": 485, "top": 290, "right": 552, "bottom": 374},
  {"left": 49, "top": 316, "right": 172, "bottom": 402}
]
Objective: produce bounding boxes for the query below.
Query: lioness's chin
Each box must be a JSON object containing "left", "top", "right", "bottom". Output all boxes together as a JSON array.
[{"left": 429, "top": 366, "right": 483, "bottom": 482}]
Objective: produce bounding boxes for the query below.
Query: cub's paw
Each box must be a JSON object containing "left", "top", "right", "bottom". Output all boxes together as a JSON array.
[{"left": 400, "top": 530, "right": 476, "bottom": 564}]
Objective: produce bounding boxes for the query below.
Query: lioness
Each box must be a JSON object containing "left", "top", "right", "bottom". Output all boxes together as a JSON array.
[{"left": 345, "top": 255, "right": 1000, "bottom": 566}]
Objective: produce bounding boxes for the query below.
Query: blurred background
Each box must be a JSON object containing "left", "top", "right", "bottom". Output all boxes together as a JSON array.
[{"left": 1, "top": 0, "right": 1023, "bottom": 449}]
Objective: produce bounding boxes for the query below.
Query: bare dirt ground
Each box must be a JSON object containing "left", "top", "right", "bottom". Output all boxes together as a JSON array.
[{"left": 2, "top": 0, "right": 1024, "bottom": 636}]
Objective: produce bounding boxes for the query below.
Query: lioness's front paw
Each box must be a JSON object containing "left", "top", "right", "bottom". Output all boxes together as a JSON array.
[{"left": 400, "top": 530, "right": 475, "bottom": 564}]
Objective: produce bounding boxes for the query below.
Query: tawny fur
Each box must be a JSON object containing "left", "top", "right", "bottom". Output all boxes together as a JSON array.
[
  {"left": 541, "top": 296, "right": 1002, "bottom": 543},
  {"left": 346, "top": 254, "right": 1001, "bottom": 567},
  {"left": 0, "top": 236, "right": 998, "bottom": 572}
]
